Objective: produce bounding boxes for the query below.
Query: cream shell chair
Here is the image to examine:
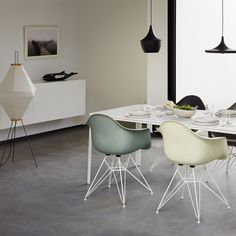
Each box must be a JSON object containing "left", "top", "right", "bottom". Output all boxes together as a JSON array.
[
  {"left": 149, "top": 95, "right": 206, "bottom": 172},
  {"left": 156, "top": 121, "right": 230, "bottom": 223},
  {"left": 84, "top": 114, "right": 153, "bottom": 207}
]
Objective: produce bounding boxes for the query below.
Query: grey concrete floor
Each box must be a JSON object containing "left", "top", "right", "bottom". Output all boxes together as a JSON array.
[{"left": 0, "top": 126, "right": 236, "bottom": 236}]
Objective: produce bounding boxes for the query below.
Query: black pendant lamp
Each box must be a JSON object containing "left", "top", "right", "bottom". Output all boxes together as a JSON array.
[
  {"left": 205, "top": 0, "right": 236, "bottom": 53},
  {"left": 140, "top": 0, "right": 161, "bottom": 53}
]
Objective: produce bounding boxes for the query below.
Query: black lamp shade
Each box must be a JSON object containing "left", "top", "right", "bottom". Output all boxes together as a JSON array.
[
  {"left": 205, "top": 36, "right": 236, "bottom": 53},
  {"left": 140, "top": 25, "right": 161, "bottom": 53}
]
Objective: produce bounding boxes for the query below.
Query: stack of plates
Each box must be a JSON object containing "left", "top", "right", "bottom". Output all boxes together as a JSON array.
[
  {"left": 127, "top": 110, "right": 151, "bottom": 118},
  {"left": 215, "top": 109, "right": 236, "bottom": 117},
  {"left": 192, "top": 116, "right": 220, "bottom": 126}
]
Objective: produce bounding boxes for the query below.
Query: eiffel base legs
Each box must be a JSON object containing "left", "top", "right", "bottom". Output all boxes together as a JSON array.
[{"left": 156, "top": 166, "right": 229, "bottom": 223}]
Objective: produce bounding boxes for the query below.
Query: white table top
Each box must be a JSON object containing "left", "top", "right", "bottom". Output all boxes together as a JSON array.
[{"left": 90, "top": 104, "right": 236, "bottom": 135}]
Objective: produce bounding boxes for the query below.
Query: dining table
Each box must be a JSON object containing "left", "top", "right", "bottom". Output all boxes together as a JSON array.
[{"left": 86, "top": 104, "right": 236, "bottom": 184}]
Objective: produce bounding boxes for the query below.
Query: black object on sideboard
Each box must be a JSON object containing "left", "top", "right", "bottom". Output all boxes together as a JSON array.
[{"left": 43, "top": 71, "right": 78, "bottom": 82}]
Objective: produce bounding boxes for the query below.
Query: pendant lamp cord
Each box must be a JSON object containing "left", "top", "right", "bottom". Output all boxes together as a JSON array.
[
  {"left": 14, "top": 51, "right": 19, "bottom": 64},
  {"left": 150, "top": 0, "right": 152, "bottom": 25},
  {"left": 222, "top": 0, "right": 224, "bottom": 36}
]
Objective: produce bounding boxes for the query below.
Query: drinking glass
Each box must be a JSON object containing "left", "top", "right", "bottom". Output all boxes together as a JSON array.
[
  {"left": 206, "top": 104, "right": 215, "bottom": 117},
  {"left": 152, "top": 110, "right": 163, "bottom": 119},
  {"left": 221, "top": 111, "right": 231, "bottom": 126},
  {"left": 143, "top": 98, "right": 151, "bottom": 111}
]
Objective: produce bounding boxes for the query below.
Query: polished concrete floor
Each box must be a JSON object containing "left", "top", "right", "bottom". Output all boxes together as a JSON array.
[{"left": 0, "top": 126, "right": 236, "bottom": 236}]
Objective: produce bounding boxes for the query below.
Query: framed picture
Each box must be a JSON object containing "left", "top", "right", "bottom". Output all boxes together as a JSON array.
[{"left": 24, "top": 25, "right": 59, "bottom": 59}]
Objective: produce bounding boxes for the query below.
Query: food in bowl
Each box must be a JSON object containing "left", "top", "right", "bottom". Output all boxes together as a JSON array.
[
  {"left": 163, "top": 100, "right": 175, "bottom": 115},
  {"left": 164, "top": 100, "right": 175, "bottom": 110},
  {"left": 175, "top": 104, "right": 195, "bottom": 110},
  {"left": 173, "top": 105, "right": 196, "bottom": 118}
]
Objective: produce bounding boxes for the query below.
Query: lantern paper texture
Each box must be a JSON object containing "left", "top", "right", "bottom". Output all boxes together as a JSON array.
[{"left": 0, "top": 64, "right": 35, "bottom": 120}]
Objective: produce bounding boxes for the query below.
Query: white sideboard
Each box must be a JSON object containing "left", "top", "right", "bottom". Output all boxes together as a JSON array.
[{"left": 0, "top": 79, "right": 86, "bottom": 129}]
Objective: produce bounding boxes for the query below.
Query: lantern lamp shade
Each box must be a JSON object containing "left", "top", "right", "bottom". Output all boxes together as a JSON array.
[{"left": 0, "top": 64, "right": 36, "bottom": 120}]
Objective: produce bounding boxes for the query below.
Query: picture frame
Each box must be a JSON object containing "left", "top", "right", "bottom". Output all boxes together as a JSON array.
[{"left": 24, "top": 25, "right": 59, "bottom": 59}]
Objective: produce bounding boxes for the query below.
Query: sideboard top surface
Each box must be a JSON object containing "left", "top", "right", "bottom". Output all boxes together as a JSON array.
[{"left": 33, "top": 78, "right": 85, "bottom": 84}]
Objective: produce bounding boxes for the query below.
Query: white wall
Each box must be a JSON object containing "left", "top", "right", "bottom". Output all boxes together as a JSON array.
[
  {"left": 176, "top": 0, "right": 236, "bottom": 110},
  {"left": 0, "top": 0, "right": 85, "bottom": 137},
  {"left": 0, "top": 0, "right": 147, "bottom": 137},
  {"left": 0, "top": 0, "right": 81, "bottom": 80},
  {"left": 77, "top": 0, "right": 147, "bottom": 113},
  {"left": 147, "top": 0, "right": 168, "bottom": 106}
]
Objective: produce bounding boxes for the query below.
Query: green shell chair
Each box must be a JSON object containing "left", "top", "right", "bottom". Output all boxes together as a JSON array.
[
  {"left": 84, "top": 114, "right": 153, "bottom": 207},
  {"left": 156, "top": 121, "right": 229, "bottom": 223}
]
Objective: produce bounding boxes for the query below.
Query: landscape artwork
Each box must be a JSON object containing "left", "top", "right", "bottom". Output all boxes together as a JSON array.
[{"left": 24, "top": 26, "right": 59, "bottom": 59}]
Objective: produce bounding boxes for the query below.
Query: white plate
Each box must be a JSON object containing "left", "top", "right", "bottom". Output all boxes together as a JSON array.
[
  {"left": 164, "top": 109, "right": 174, "bottom": 115},
  {"left": 192, "top": 120, "right": 220, "bottom": 126},
  {"left": 128, "top": 110, "right": 151, "bottom": 116},
  {"left": 215, "top": 109, "right": 236, "bottom": 117},
  {"left": 193, "top": 116, "right": 219, "bottom": 123},
  {"left": 126, "top": 114, "right": 151, "bottom": 119},
  {"left": 192, "top": 116, "right": 220, "bottom": 126}
]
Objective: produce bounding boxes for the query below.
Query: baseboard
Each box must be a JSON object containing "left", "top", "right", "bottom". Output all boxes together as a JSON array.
[{"left": 0, "top": 116, "right": 86, "bottom": 141}]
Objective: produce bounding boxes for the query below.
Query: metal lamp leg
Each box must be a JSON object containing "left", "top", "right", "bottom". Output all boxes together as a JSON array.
[
  {"left": 20, "top": 120, "right": 38, "bottom": 168},
  {"left": 0, "top": 121, "right": 15, "bottom": 166},
  {"left": 0, "top": 120, "right": 38, "bottom": 168}
]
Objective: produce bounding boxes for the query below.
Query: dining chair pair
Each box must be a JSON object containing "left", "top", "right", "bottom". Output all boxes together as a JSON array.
[{"left": 85, "top": 114, "right": 229, "bottom": 223}]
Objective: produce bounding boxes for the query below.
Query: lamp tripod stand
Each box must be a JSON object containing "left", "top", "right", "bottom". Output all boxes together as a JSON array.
[{"left": 0, "top": 119, "right": 38, "bottom": 167}]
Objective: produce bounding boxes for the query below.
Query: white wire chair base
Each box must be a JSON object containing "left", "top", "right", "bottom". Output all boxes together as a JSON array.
[
  {"left": 156, "top": 165, "right": 230, "bottom": 223},
  {"left": 214, "top": 146, "right": 236, "bottom": 173},
  {"left": 149, "top": 159, "right": 160, "bottom": 173},
  {"left": 84, "top": 154, "right": 153, "bottom": 207}
]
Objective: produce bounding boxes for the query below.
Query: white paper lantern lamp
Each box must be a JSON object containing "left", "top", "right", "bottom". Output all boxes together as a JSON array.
[
  {"left": 0, "top": 64, "right": 36, "bottom": 120},
  {"left": 0, "top": 51, "right": 37, "bottom": 167}
]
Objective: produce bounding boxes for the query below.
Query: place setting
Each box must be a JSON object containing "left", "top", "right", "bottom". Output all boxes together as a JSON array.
[
  {"left": 124, "top": 101, "right": 236, "bottom": 128},
  {"left": 125, "top": 100, "right": 166, "bottom": 119},
  {"left": 192, "top": 116, "right": 220, "bottom": 126},
  {"left": 215, "top": 109, "right": 236, "bottom": 118},
  {"left": 126, "top": 110, "right": 151, "bottom": 119},
  {"left": 192, "top": 105, "right": 236, "bottom": 127},
  {"left": 125, "top": 106, "right": 164, "bottom": 120},
  {"left": 215, "top": 109, "right": 236, "bottom": 127}
]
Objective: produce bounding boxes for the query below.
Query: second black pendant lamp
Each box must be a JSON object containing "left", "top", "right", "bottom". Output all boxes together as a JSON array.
[
  {"left": 140, "top": 0, "right": 161, "bottom": 53},
  {"left": 205, "top": 0, "right": 236, "bottom": 53}
]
